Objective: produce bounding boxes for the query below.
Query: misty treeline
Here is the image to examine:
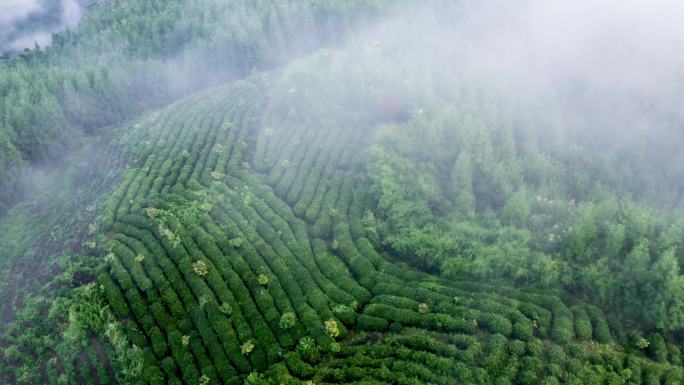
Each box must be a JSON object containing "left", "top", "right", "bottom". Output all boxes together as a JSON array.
[
  {"left": 190, "top": 0, "right": 684, "bottom": 336},
  {"left": 369, "top": 109, "right": 684, "bottom": 333},
  {"left": 0, "top": 0, "right": 396, "bottom": 215},
  {"left": 334, "top": 2, "right": 684, "bottom": 334},
  {"left": 1, "top": 0, "right": 684, "bottom": 384}
]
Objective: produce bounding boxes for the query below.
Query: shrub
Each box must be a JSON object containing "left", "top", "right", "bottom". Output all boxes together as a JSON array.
[
  {"left": 566, "top": 344, "right": 587, "bottom": 360},
  {"left": 212, "top": 143, "right": 224, "bottom": 153},
  {"left": 279, "top": 312, "right": 296, "bottom": 330},
  {"left": 100, "top": 274, "right": 129, "bottom": 318},
  {"left": 479, "top": 312, "right": 513, "bottom": 336},
  {"left": 585, "top": 305, "right": 611, "bottom": 343},
  {"left": 241, "top": 340, "right": 255, "bottom": 356},
  {"left": 229, "top": 237, "right": 244, "bottom": 248},
  {"left": 199, "top": 374, "right": 210, "bottom": 385},
  {"left": 484, "top": 334, "right": 508, "bottom": 376},
  {"left": 509, "top": 340, "right": 526, "bottom": 357},
  {"left": 146, "top": 207, "right": 159, "bottom": 219},
  {"left": 325, "top": 319, "right": 340, "bottom": 339},
  {"left": 513, "top": 320, "right": 533, "bottom": 340},
  {"left": 160, "top": 357, "right": 177, "bottom": 376},
  {"left": 546, "top": 345, "right": 566, "bottom": 366},
  {"left": 357, "top": 315, "right": 388, "bottom": 332},
  {"left": 519, "top": 356, "right": 543, "bottom": 383},
  {"left": 624, "top": 354, "right": 643, "bottom": 383},
  {"left": 668, "top": 343, "right": 681, "bottom": 365},
  {"left": 663, "top": 368, "right": 683, "bottom": 385},
  {"left": 550, "top": 302, "right": 575, "bottom": 343},
  {"left": 571, "top": 305, "right": 592, "bottom": 340},
  {"left": 648, "top": 333, "right": 668, "bottom": 363},
  {"left": 635, "top": 335, "right": 650, "bottom": 350},
  {"left": 193, "top": 260, "right": 209, "bottom": 276},
  {"left": 149, "top": 327, "right": 168, "bottom": 357},
  {"left": 527, "top": 338, "right": 544, "bottom": 357},
  {"left": 643, "top": 365, "right": 663, "bottom": 385},
  {"left": 297, "top": 337, "right": 321, "bottom": 364},
  {"left": 418, "top": 303, "right": 429, "bottom": 314},
  {"left": 219, "top": 302, "right": 232, "bottom": 316},
  {"left": 332, "top": 304, "right": 356, "bottom": 326},
  {"left": 284, "top": 352, "right": 315, "bottom": 378}
]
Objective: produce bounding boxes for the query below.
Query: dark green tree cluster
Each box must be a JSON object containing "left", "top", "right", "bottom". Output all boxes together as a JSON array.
[{"left": 366, "top": 105, "right": 684, "bottom": 335}]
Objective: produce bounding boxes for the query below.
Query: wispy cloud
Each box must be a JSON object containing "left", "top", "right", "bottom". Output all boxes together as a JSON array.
[
  {"left": 2, "top": 0, "right": 85, "bottom": 51},
  {"left": 61, "top": 0, "right": 82, "bottom": 28},
  {"left": 0, "top": 0, "right": 42, "bottom": 31}
]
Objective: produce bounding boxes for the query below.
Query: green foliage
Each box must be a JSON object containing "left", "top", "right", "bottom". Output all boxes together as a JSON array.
[
  {"left": 0, "top": 0, "right": 397, "bottom": 215},
  {"left": 258, "top": 273, "right": 270, "bottom": 286},
  {"left": 367, "top": 106, "right": 684, "bottom": 333},
  {"left": 279, "top": 312, "right": 296, "bottom": 330},
  {"left": 219, "top": 302, "right": 233, "bottom": 316},
  {"left": 648, "top": 333, "right": 668, "bottom": 363},
  {"left": 3, "top": 3, "right": 684, "bottom": 384},
  {"left": 241, "top": 340, "right": 255, "bottom": 356},
  {"left": 571, "top": 305, "right": 593, "bottom": 341}
]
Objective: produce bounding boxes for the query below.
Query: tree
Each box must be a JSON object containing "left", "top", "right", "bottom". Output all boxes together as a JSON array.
[
  {"left": 451, "top": 151, "right": 475, "bottom": 218},
  {"left": 279, "top": 312, "right": 296, "bottom": 329},
  {"left": 502, "top": 188, "right": 530, "bottom": 227},
  {"left": 638, "top": 249, "right": 684, "bottom": 331}
]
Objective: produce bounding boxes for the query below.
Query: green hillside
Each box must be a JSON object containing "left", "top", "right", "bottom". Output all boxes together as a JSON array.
[{"left": 1, "top": 1, "right": 683, "bottom": 384}]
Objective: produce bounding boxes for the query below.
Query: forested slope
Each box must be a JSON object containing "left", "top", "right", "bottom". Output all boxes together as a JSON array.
[
  {"left": 57, "top": 52, "right": 684, "bottom": 384},
  {"left": 1, "top": 1, "right": 683, "bottom": 384},
  {"left": 0, "top": 0, "right": 394, "bottom": 214}
]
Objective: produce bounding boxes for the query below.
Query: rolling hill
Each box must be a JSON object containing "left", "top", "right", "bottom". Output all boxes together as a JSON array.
[{"left": 1, "top": 1, "right": 684, "bottom": 384}]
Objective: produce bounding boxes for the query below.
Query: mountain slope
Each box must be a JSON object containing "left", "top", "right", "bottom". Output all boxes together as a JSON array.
[
  {"left": 1, "top": 1, "right": 684, "bottom": 385},
  {"left": 91, "top": 53, "right": 683, "bottom": 383}
]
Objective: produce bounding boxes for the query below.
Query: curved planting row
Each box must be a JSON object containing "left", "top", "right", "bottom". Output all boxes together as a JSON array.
[
  {"left": 99, "top": 78, "right": 369, "bottom": 384},
  {"left": 96, "top": 73, "right": 683, "bottom": 385},
  {"left": 247, "top": 71, "right": 683, "bottom": 384}
]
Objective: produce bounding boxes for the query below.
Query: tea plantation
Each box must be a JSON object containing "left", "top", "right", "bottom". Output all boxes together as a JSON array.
[
  {"left": 69, "top": 61, "right": 684, "bottom": 383},
  {"left": 1, "top": 1, "right": 683, "bottom": 384}
]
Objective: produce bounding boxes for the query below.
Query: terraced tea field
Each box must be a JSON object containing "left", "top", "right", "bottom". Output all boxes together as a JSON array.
[
  {"left": 88, "top": 69, "right": 683, "bottom": 384},
  {"left": 3, "top": 1, "right": 684, "bottom": 384}
]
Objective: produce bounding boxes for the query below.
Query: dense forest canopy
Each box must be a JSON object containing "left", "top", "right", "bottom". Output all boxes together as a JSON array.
[{"left": 1, "top": 0, "right": 683, "bottom": 384}]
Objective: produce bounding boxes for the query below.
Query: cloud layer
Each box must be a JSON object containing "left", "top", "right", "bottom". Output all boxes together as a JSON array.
[
  {"left": 0, "top": 0, "right": 42, "bottom": 31},
  {"left": 1, "top": 0, "right": 84, "bottom": 51}
]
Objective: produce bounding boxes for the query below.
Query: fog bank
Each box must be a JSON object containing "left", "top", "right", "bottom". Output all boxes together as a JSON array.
[{"left": 1, "top": 0, "right": 85, "bottom": 51}]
